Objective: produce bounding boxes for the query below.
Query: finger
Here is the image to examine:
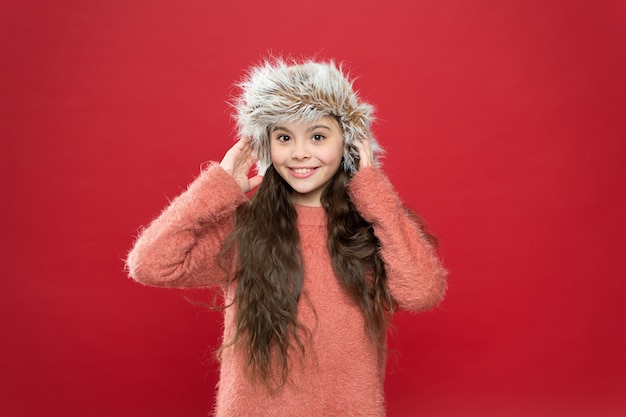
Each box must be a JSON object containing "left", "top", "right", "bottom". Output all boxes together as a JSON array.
[
  {"left": 248, "top": 175, "right": 263, "bottom": 190},
  {"left": 362, "top": 138, "right": 374, "bottom": 161},
  {"left": 237, "top": 156, "right": 256, "bottom": 175},
  {"left": 355, "top": 139, "right": 372, "bottom": 169},
  {"left": 239, "top": 138, "right": 257, "bottom": 158},
  {"left": 232, "top": 138, "right": 254, "bottom": 159},
  {"left": 222, "top": 138, "right": 250, "bottom": 172},
  {"left": 234, "top": 152, "right": 258, "bottom": 179}
]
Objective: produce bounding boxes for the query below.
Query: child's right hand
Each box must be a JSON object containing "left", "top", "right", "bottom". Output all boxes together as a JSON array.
[{"left": 219, "top": 137, "right": 264, "bottom": 193}]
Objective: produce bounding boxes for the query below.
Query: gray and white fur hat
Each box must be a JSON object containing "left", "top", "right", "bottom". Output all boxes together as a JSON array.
[{"left": 233, "top": 59, "right": 383, "bottom": 175}]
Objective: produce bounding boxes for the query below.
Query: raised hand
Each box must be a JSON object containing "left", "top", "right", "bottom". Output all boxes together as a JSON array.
[
  {"left": 355, "top": 137, "right": 374, "bottom": 170},
  {"left": 219, "top": 137, "right": 264, "bottom": 193}
]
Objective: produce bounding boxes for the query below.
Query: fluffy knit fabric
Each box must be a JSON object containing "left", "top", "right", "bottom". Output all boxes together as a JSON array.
[
  {"left": 126, "top": 164, "right": 447, "bottom": 417},
  {"left": 234, "top": 59, "right": 383, "bottom": 175}
]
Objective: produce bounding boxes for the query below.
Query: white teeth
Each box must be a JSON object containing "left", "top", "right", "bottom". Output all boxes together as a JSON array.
[{"left": 293, "top": 168, "right": 313, "bottom": 174}]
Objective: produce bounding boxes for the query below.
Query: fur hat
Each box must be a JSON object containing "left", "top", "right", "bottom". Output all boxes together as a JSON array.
[{"left": 233, "top": 59, "right": 383, "bottom": 175}]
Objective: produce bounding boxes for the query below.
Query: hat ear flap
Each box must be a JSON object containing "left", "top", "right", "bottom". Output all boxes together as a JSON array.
[{"left": 339, "top": 106, "right": 383, "bottom": 174}]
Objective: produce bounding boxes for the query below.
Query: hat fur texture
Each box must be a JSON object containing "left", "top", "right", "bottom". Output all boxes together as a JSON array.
[{"left": 233, "top": 59, "right": 383, "bottom": 175}]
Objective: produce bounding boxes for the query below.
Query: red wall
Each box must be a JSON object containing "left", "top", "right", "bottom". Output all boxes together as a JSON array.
[{"left": 2, "top": 1, "right": 625, "bottom": 416}]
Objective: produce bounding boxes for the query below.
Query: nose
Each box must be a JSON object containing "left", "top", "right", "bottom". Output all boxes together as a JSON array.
[{"left": 291, "top": 138, "right": 310, "bottom": 160}]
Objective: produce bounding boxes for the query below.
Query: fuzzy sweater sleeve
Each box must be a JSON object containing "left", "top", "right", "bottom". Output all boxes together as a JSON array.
[
  {"left": 348, "top": 167, "right": 447, "bottom": 312},
  {"left": 125, "top": 163, "right": 247, "bottom": 288}
]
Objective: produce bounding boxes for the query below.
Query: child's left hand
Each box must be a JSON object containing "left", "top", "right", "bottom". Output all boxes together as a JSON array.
[{"left": 355, "top": 137, "right": 374, "bottom": 170}]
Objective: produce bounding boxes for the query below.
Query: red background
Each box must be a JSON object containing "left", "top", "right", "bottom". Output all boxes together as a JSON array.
[{"left": 2, "top": 0, "right": 625, "bottom": 416}]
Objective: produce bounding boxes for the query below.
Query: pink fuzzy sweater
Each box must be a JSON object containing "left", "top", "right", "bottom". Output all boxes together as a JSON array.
[{"left": 126, "top": 164, "right": 446, "bottom": 417}]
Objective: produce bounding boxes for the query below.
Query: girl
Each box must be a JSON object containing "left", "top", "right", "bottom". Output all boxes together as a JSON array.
[{"left": 126, "top": 59, "right": 447, "bottom": 417}]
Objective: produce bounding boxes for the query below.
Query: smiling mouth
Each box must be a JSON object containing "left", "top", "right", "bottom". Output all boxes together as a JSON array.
[
  {"left": 289, "top": 167, "right": 318, "bottom": 178},
  {"left": 292, "top": 168, "right": 316, "bottom": 174}
]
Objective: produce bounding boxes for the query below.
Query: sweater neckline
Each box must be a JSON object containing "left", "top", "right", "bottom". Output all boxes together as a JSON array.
[{"left": 295, "top": 204, "right": 327, "bottom": 226}]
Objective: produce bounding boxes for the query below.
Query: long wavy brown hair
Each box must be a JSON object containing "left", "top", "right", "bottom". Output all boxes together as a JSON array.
[{"left": 218, "top": 163, "right": 431, "bottom": 390}]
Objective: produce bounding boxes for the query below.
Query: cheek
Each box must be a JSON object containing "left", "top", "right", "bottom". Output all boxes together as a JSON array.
[
  {"left": 269, "top": 145, "right": 285, "bottom": 163},
  {"left": 320, "top": 142, "right": 344, "bottom": 165}
]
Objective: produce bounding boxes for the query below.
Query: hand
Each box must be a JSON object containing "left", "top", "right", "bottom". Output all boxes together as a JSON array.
[
  {"left": 220, "top": 137, "right": 263, "bottom": 193},
  {"left": 355, "top": 137, "right": 374, "bottom": 170}
]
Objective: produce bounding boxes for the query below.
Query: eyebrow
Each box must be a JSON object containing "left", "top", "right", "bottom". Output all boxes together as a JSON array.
[{"left": 271, "top": 124, "right": 332, "bottom": 133}]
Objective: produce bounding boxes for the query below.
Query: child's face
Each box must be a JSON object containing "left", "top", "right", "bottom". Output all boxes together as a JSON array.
[{"left": 269, "top": 116, "right": 344, "bottom": 206}]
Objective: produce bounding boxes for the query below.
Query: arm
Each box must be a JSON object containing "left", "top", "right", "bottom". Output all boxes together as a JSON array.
[
  {"left": 348, "top": 167, "right": 447, "bottom": 312},
  {"left": 126, "top": 138, "right": 262, "bottom": 288},
  {"left": 125, "top": 163, "right": 247, "bottom": 288}
]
